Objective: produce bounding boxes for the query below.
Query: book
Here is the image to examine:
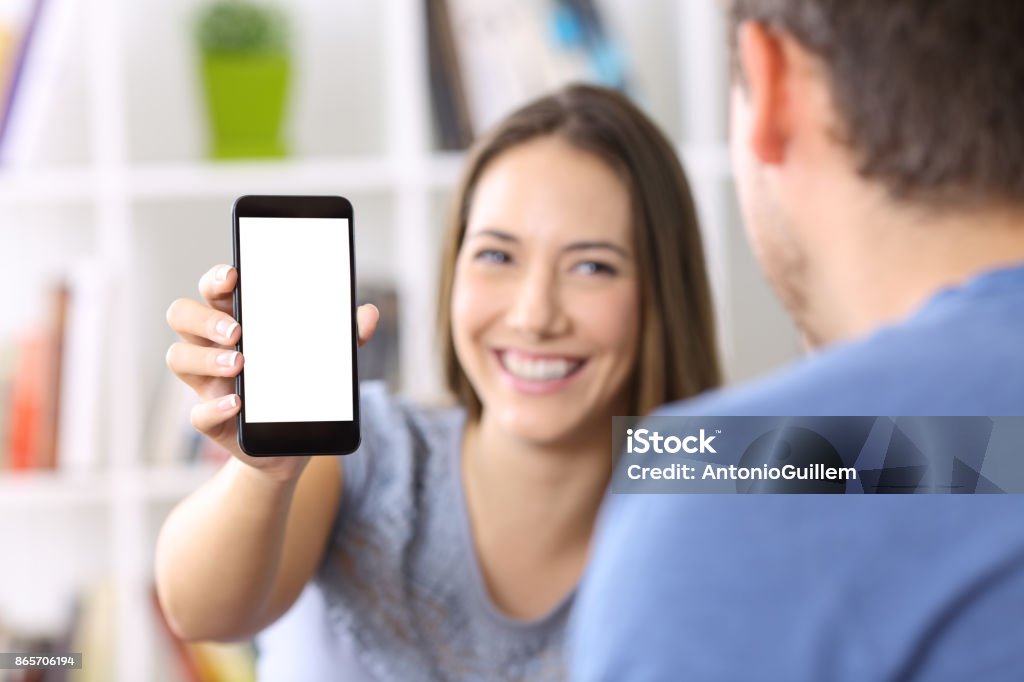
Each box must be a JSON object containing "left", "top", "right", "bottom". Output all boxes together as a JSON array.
[
  {"left": 0, "top": 0, "right": 42, "bottom": 150},
  {"left": 430, "top": 0, "right": 629, "bottom": 145},
  {"left": 6, "top": 329, "right": 46, "bottom": 470},
  {"left": 557, "top": 0, "right": 629, "bottom": 87},
  {"left": 35, "top": 282, "right": 67, "bottom": 470},
  {"left": 0, "top": 261, "right": 115, "bottom": 473},
  {"left": 69, "top": 581, "right": 115, "bottom": 682},
  {"left": 0, "top": 339, "right": 17, "bottom": 471},
  {"left": 425, "top": 0, "right": 473, "bottom": 150},
  {"left": 3, "top": 282, "right": 66, "bottom": 471},
  {"left": 0, "top": 0, "right": 81, "bottom": 166},
  {"left": 355, "top": 281, "right": 400, "bottom": 392},
  {"left": 0, "top": 16, "right": 17, "bottom": 107},
  {"left": 0, "top": 0, "right": 43, "bottom": 159},
  {"left": 187, "top": 641, "right": 256, "bottom": 682},
  {"left": 56, "top": 258, "right": 111, "bottom": 474}
]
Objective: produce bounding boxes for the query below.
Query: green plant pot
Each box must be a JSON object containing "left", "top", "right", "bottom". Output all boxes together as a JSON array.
[{"left": 200, "top": 52, "right": 290, "bottom": 159}]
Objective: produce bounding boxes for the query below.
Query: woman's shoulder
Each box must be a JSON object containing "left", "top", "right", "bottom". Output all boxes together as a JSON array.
[
  {"left": 339, "top": 381, "right": 465, "bottom": 520},
  {"left": 359, "top": 380, "right": 463, "bottom": 437},
  {"left": 356, "top": 380, "right": 464, "bottom": 466}
]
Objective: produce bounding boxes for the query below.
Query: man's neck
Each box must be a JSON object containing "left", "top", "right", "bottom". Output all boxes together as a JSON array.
[{"left": 807, "top": 200, "right": 1024, "bottom": 347}]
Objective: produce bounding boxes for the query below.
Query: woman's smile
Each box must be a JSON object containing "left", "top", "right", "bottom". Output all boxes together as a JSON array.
[{"left": 493, "top": 348, "right": 587, "bottom": 394}]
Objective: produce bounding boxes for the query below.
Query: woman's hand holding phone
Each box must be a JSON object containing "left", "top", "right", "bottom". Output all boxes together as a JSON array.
[{"left": 165, "top": 263, "right": 379, "bottom": 483}]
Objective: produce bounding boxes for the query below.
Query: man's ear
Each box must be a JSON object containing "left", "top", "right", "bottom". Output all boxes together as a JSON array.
[{"left": 736, "top": 21, "right": 788, "bottom": 165}]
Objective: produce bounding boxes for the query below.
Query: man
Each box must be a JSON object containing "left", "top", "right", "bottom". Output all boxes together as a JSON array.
[{"left": 570, "top": 1, "right": 1024, "bottom": 680}]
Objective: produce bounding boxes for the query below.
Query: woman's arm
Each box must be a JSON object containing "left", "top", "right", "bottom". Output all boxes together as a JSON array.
[
  {"left": 155, "top": 454, "right": 340, "bottom": 642},
  {"left": 154, "top": 264, "right": 378, "bottom": 642}
]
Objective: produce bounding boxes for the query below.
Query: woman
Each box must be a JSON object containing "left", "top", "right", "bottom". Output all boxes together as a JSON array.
[{"left": 156, "top": 84, "right": 720, "bottom": 680}]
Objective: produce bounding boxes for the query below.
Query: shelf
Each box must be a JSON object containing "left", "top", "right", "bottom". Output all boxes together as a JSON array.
[
  {"left": 129, "top": 153, "right": 467, "bottom": 199},
  {"left": 128, "top": 157, "right": 400, "bottom": 199},
  {"left": 0, "top": 470, "right": 114, "bottom": 508},
  {"left": 0, "top": 167, "right": 96, "bottom": 205},
  {"left": 138, "top": 462, "right": 219, "bottom": 502},
  {"left": 0, "top": 147, "right": 729, "bottom": 207},
  {"left": 0, "top": 464, "right": 219, "bottom": 509},
  {"left": 0, "top": 156, "right": 457, "bottom": 206}
]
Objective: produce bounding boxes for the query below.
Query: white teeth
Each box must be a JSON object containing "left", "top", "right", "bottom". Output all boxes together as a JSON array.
[{"left": 500, "top": 352, "right": 579, "bottom": 381}]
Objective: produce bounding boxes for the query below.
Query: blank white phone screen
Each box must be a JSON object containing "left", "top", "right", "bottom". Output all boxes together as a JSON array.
[{"left": 239, "top": 216, "right": 353, "bottom": 423}]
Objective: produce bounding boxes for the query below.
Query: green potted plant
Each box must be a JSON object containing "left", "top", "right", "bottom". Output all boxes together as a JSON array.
[{"left": 196, "top": 0, "right": 291, "bottom": 159}]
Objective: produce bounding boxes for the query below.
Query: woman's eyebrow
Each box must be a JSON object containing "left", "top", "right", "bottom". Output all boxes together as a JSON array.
[
  {"left": 562, "top": 241, "right": 629, "bottom": 258},
  {"left": 468, "top": 228, "right": 517, "bottom": 242},
  {"left": 468, "top": 230, "right": 629, "bottom": 257}
]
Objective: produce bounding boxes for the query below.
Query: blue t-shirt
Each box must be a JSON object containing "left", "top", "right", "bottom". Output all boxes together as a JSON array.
[{"left": 570, "top": 264, "right": 1024, "bottom": 681}]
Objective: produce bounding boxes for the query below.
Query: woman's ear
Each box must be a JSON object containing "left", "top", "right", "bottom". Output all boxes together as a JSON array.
[{"left": 736, "top": 21, "right": 789, "bottom": 165}]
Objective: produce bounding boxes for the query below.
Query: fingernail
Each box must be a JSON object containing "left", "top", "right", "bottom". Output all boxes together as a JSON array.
[
  {"left": 218, "top": 395, "right": 238, "bottom": 410},
  {"left": 216, "top": 351, "right": 238, "bottom": 367},
  {"left": 216, "top": 265, "right": 232, "bottom": 282},
  {"left": 216, "top": 319, "right": 238, "bottom": 339}
]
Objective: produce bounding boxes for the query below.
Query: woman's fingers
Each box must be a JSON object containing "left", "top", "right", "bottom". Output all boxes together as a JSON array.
[
  {"left": 356, "top": 303, "right": 380, "bottom": 347},
  {"left": 165, "top": 342, "right": 243, "bottom": 398},
  {"left": 198, "top": 264, "right": 237, "bottom": 315},
  {"left": 166, "top": 297, "right": 240, "bottom": 348},
  {"left": 190, "top": 393, "right": 241, "bottom": 440},
  {"left": 166, "top": 341, "right": 243, "bottom": 377}
]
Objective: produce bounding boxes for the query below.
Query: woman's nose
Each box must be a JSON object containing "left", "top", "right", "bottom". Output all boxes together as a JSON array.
[{"left": 505, "top": 267, "right": 568, "bottom": 339}]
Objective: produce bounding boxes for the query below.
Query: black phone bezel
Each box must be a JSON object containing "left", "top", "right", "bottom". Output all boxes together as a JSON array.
[{"left": 231, "top": 195, "right": 361, "bottom": 456}]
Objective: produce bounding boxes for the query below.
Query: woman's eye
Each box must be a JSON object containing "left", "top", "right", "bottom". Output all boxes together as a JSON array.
[
  {"left": 573, "top": 261, "right": 617, "bottom": 276},
  {"left": 475, "top": 249, "right": 512, "bottom": 264}
]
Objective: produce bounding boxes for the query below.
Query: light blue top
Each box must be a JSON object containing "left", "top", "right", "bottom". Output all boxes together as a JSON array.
[
  {"left": 569, "top": 263, "right": 1024, "bottom": 681},
  {"left": 256, "top": 382, "right": 572, "bottom": 681}
]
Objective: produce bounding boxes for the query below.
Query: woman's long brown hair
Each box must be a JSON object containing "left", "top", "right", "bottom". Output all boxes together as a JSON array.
[{"left": 437, "top": 84, "right": 722, "bottom": 420}]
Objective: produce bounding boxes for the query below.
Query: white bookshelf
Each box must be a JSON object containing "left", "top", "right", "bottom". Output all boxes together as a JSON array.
[
  {"left": 0, "top": 148, "right": 731, "bottom": 204},
  {"left": 0, "top": 1, "right": 800, "bottom": 680},
  {"left": 0, "top": 468, "right": 216, "bottom": 515}
]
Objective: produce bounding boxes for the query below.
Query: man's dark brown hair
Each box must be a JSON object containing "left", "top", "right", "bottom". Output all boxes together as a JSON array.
[{"left": 725, "top": 0, "right": 1024, "bottom": 207}]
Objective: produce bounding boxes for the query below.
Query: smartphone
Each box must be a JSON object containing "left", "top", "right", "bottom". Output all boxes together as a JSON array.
[{"left": 231, "top": 195, "right": 360, "bottom": 456}]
